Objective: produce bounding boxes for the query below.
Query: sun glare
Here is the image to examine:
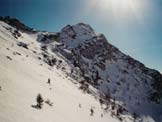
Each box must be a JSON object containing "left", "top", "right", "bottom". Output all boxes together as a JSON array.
[
  {"left": 90, "top": 0, "right": 143, "bottom": 20},
  {"left": 102, "top": 0, "right": 136, "bottom": 9},
  {"left": 101, "top": 0, "right": 138, "bottom": 12}
]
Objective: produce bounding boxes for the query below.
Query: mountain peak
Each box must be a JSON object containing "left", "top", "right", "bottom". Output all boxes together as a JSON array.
[{"left": 59, "top": 23, "right": 98, "bottom": 48}]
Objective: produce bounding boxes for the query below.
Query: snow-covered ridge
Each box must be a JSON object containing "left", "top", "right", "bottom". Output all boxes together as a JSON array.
[
  {"left": 59, "top": 23, "right": 98, "bottom": 48},
  {"left": 0, "top": 17, "right": 162, "bottom": 122},
  {"left": 53, "top": 21, "right": 162, "bottom": 122}
]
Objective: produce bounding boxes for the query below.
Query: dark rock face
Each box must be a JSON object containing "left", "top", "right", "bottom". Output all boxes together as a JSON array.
[
  {"left": 57, "top": 23, "right": 162, "bottom": 122},
  {"left": 55, "top": 23, "right": 162, "bottom": 114},
  {"left": 37, "top": 33, "right": 60, "bottom": 44},
  {"left": 148, "top": 69, "right": 162, "bottom": 103},
  {"left": 17, "top": 42, "right": 29, "bottom": 49},
  {"left": 0, "top": 16, "right": 34, "bottom": 32},
  {"left": 61, "top": 25, "right": 76, "bottom": 39}
]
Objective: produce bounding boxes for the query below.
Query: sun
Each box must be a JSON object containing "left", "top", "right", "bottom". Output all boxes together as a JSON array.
[
  {"left": 89, "top": 0, "right": 142, "bottom": 19},
  {"left": 100, "top": 0, "right": 137, "bottom": 12}
]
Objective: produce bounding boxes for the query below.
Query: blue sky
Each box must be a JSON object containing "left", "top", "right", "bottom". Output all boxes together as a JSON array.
[{"left": 0, "top": 0, "right": 162, "bottom": 72}]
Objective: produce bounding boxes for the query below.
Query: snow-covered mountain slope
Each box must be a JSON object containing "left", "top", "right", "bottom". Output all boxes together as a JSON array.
[
  {"left": 0, "top": 17, "right": 162, "bottom": 122},
  {"left": 57, "top": 23, "right": 162, "bottom": 122},
  {"left": 0, "top": 20, "right": 123, "bottom": 122}
]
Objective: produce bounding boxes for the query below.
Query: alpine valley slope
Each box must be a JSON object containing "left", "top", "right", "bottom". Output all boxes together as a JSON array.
[{"left": 0, "top": 17, "right": 162, "bottom": 122}]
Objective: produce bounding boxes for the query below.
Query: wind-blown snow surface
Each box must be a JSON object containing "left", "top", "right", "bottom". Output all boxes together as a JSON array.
[
  {"left": 0, "top": 21, "right": 123, "bottom": 122},
  {"left": 0, "top": 20, "right": 162, "bottom": 122}
]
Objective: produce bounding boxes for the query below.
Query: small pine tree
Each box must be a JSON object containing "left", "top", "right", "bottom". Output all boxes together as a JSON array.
[{"left": 36, "top": 93, "right": 44, "bottom": 109}]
